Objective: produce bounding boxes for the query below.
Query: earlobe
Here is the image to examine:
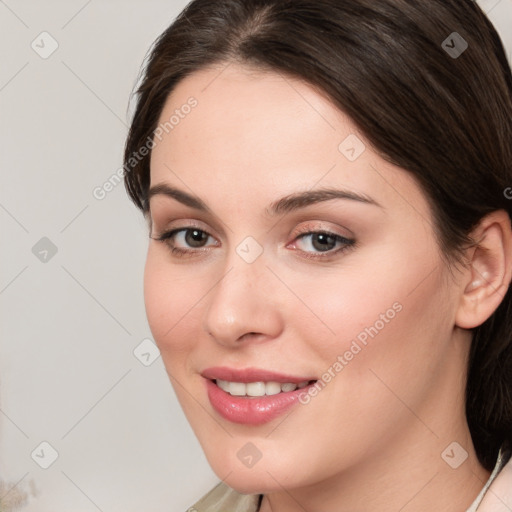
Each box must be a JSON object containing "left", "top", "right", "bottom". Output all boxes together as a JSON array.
[{"left": 455, "top": 210, "right": 512, "bottom": 330}]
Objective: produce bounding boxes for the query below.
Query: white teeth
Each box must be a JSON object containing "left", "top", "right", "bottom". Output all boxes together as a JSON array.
[
  {"left": 229, "top": 382, "right": 246, "bottom": 396},
  {"left": 215, "top": 379, "right": 311, "bottom": 397},
  {"left": 265, "top": 382, "right": 282, "bottom": 396},
  {"left": 216, "top": 379, "right": 231, "bottom": 393},
  {"left": 246, "top": 382, "right": 266, "bottom": 397}
]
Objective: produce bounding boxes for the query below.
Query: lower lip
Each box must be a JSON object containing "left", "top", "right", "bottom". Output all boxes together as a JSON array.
[{"left": 205, "top": 379, "right": 316, "bottom": 425}]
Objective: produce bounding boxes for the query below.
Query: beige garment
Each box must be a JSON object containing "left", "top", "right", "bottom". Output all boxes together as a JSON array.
[
  {"left": 187, "top": 481, "right": 261, "bottom": 512},
  {"left": 470, "top": 448, "right": 512, "bottom": 512},
  {"left": 189, "top": 448, "right": 512, "bottom": 512}
]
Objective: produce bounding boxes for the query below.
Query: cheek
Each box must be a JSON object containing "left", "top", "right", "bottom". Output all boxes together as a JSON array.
[
  {"left": 294, "top": 238, "right": 449, "bottom": 381},
  {"left": 277, "top": 257, "right": 451, "bottom": 465},
  {"left": 143, "top": 248, "right": 204, "bottom": 364},
  {"left": 312, "top": 259, "right": 451, "bottom": 424},
  {"left": 281, "top": 262, "right": 405, "bottom": 358}
]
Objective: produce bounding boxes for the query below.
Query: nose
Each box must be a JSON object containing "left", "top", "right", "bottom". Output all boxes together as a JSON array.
[{"left": 202, "top": 256, "right": 284, "bottom": 347}]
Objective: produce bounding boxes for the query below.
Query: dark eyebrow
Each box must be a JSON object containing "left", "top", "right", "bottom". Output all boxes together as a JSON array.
[
  {"left": 267, "top": 188, "right": 382, "bottom": 215},
  {"left": 147, "top": 183, "right": 209, "bottom": 212},
  {"left": 147, "top": 183, "right": 382, "bottom": 215}
]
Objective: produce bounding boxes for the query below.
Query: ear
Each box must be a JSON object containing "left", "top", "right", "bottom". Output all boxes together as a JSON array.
[{"left": 455, "top": 210, "right": 512, "bottom": 329}]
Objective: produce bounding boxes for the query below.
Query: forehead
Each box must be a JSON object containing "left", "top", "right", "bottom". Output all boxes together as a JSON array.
[
  {"left": 149, "top": 64, "right": 428, "bottom": 219},
  {"left": 151, "top": 64, "right": 348, "bottom": 172}
]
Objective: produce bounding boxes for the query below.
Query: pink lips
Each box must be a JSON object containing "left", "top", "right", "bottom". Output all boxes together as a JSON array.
[{"left": 202, "top": 366, "right": 317, "bottom": 425}]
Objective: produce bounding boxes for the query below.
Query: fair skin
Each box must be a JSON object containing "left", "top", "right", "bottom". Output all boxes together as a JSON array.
[{"left": 144, "top": 63, "right": 512, "bottom": 512}]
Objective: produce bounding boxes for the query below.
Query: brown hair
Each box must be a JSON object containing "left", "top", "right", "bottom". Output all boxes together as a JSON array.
[{"left": 123, "top": 0, "right": 512, "bottom": 471}]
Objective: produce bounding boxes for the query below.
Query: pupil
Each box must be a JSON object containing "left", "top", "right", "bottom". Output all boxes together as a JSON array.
[
  {"left": 312, "top": 233, "right": 335, "bottom": 252},
  {"left": 186, "top": 229, "right": 207, "bottom": 247}
]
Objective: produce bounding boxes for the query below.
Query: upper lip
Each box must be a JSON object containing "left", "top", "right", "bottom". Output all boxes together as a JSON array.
[{"left": 201, "top": 366, "right": 317, "bottom": 384}]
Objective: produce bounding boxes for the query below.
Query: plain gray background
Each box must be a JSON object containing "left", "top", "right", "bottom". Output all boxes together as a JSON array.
[{"left": 1, "top": 1, "right": 511, "bottom": 511}]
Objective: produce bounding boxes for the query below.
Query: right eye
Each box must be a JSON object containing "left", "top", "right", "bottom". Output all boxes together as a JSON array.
[{"left": 152, "top": 227, "right": 219, "bottom": 257}]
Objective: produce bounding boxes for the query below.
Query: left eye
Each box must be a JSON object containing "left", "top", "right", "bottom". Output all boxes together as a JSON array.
[{"left": 292, "top": 232, "right": 353, "bottom": 253}]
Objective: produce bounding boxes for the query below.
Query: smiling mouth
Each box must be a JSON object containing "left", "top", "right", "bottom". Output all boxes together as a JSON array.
[
  {"left": 204, "top": 373, "right": 319, "bottom": 424},
  {"left": 211, "top": 379, "right": 318, "bottom": 397}
]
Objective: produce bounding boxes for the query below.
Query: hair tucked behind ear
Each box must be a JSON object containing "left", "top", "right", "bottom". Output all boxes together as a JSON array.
[{"left": 123, "top": 0, "right": 512, "bottom": 471}]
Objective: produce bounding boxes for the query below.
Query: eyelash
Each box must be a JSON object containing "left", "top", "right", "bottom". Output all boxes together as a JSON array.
[
  {"left": 151, "top": 225, "right": 356, "bottom": 260},
  {"left": 292, "top": 226, "right": 355, "bottom": 260}
]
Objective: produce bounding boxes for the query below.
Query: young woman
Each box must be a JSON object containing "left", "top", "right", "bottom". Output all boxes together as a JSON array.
[{"left": 123, "top": 0, "right": 512, "bottom": 510}]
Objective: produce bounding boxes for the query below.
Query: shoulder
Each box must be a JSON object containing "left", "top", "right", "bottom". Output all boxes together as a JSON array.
[
  {"left": 187, "top": 481, "right": 261, "bottom": 512},
  {"left": 475, "top": 449, "right": 512, "bottom": 512}
]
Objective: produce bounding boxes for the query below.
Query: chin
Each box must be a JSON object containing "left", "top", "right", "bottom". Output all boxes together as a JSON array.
[
  {"left": 219, "top": 469, "right": 283, "bottom": 495},
  {"left": 203, "top": 446, "right": 303, "bottom": 494}
]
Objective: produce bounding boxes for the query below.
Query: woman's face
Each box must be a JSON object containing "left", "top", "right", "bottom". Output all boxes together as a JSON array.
[{"left": 145, "top": 64, "right": 467, "bottom": 492}]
